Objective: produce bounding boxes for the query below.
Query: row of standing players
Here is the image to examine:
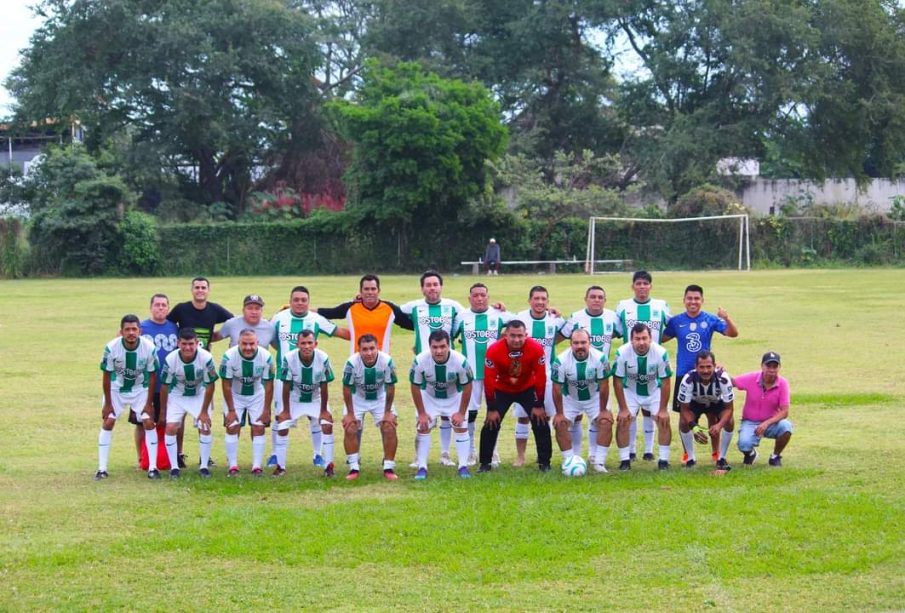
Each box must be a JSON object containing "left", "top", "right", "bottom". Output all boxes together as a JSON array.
[{"left": 94, "top": 270, "right": 793, "bottom": 481}]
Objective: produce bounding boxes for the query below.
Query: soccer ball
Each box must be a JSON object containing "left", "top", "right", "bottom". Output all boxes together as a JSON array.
[{"left": 561, "top": 455, "right": 587, "bottom": 477}]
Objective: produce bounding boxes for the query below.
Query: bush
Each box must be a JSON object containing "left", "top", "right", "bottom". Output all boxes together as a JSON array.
[
  {"left": 671, "top": 184, "right": 743, "bottom": 218},
  {"left": 119, "top": 210, "right": 160, "bottom": 275},
  {"left": 0, "top": 217, "right": 29, "bottom": 278}
]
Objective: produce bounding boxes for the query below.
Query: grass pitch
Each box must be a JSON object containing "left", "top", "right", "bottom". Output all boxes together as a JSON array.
[{"left": 1, "top": 270, "right": 904, "bottom": 610}]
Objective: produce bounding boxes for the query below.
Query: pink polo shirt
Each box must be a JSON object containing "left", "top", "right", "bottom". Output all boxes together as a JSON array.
[{"left": 734, "top": 372, "right": 790, "bottom": 422}]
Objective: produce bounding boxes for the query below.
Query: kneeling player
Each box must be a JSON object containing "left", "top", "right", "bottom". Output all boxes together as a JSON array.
[
  {"left": 160, "top": 328, "right": 219, "bottom": 478},
  {"left": 551, "top": 329, "right": 612, "bottom": 473},
  {"left": 277, "top": 330, "right": 336, "bottom": 477},
  {"left": 410, "top": 330, "right": 475, "bottom": 479},
  {"left": 612, "top": 323, "right": 673, "bottom": 470},
  {"left": 95, "top": 315, "right": 160, "bottom": 480},
  {"left": 676, "top": 350, "right": 735, "bottom": 470},
  {"left": 341, "top": 334, "right": 399, "bottom": 481},
  {"left": 219, "top": 329, "right": 274, "bottom": 476}
]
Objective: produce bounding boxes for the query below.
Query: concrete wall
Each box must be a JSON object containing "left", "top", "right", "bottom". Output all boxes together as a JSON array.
[{"left": 738, "top": 178, "right": 905, "bottom": 214}]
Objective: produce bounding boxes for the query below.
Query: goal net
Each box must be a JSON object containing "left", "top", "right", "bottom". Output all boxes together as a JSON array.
[{"left": 585, "top": 214, "right": 751, "bottom": 273}]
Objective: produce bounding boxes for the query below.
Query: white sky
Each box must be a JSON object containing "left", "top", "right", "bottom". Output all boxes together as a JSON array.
[{"left": 0, "top": 1, "right": 41, "bottom": 117}]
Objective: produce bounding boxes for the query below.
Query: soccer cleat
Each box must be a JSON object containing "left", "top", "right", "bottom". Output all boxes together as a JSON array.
[
  {"left": 178, "top": 454, "right": 187, "bottom": 469},
  {"left": 642, "top": 452, "right": 655, "bottom": 461},
  {"left": 768, "top": 454, "right": 782, "bottom": 467},
  {"left": 538, "top": 463, "right": 552, "bottom": 473},
  {"left": 712, "top": 451, "right": 720, "bottom": 462},
  {"left": 199, "top": 467, "right": 212, "bottom": 479},
  {"left": 685, "top": 459, "right": 696, "bottom": 469},
  {"left": 414, "top": 467, "right": 428, "bottom": 480},
  {"left": 743, "top": 449, "right": 758, "bottom": 466},
  {"left": 251, "top": 467, "right": 264, "bottom": 477},
  {"left": 467, "top": 451, "right": 478, "bottom": 466},
  {"left": 478, "top": 463, "right": 492, "bottom": 473},
  {"left": 618, "top": 460, "right": 631, "bottom": 471},
  {"left": 324, "top": 463, "right": 335, "bottom": 478},
  {"left": 312, "top": 454, "right": 325, "bottom": 468},
  {"left": 169, "top": 468, "right": 181, "bottom": 480},
  {"left": 458, "top": 466, "right": 472, "bottom": 479},
  {"left": 491, "top": 451, "right": 501, "bottom": 468},
  {"left": 658, "top": 460, "right": 670, "bottom": 470},
  {"left": 267, "top": 454, "right": 278, "bottom": 467},
  {"left": 681, "top": 451, "right": 689, "bottom": 465},
  {"left": 94, "top": 470, "right": 109, "bottom": 481},
  {"left": 593, "top": 463, "right": 608, "bottom": 474},
  {"left": 629, "top": 452, "right": 637, "bottom": 461},
  {"left": 272, "top": 467, "right": 286, "bottom": 477},
  {"left": 346, "top": 469, "right": 360, "bottom": 481},
  {"left": 147, "top": 469, "right": 161, "bottom": 480},
  {"left": 439, "top": 452, "right": 455, "bottom": 466},
  {"left": 228, "top": 466, "right": 240, "bottom": 477},
  {"left": 715, "top": 458, "right": 731, "bottom": 471},
  {"left": 383, "top": 469, "right": 399, "bottom": 481}
]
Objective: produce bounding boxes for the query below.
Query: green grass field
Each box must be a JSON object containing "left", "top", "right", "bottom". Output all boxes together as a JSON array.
[{"left": 1, "top": 270, "right": 904, "bottom": 611}]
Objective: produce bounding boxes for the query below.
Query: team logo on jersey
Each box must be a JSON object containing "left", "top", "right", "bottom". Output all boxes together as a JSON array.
[
  {"left": 689, "top": 322, "right": 697, "bottom": 331},
  {"left": 485, "top": 358, "right": 494, "bottom": 369},
  {"left": 419, "top": 314, "right": 452, "bottom": 329},
  {"left": 701, "top": 322, "right": 708, "bottom": 329},
  {"left": 464, "top": 329, "right": 497, "bottom": 344},
  {"left": 685, "top": 332, "right": 702, "bottom": 353}
]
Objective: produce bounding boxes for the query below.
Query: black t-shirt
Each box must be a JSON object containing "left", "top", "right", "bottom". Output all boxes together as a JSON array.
[{"left": 167, "top": 301, "right": 233, "bottom": 349}]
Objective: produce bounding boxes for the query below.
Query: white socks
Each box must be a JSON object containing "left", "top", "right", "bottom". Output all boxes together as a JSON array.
[
  {"left": 310, "top": 420, "right": 323, "bottom": 458},
  {"left": 274, "top": 433, "right": 289, "bottom": 469},
  {"left": 252, "top": 435, "right": 265, "bottom": 469},
  {"left": 199, "top": 432, "right": 212, "bottom": 468},
  {"left": 440, "top": 420, "right": 452, "bottom": 455},
  {"left": 680, "top": 430, "right": 696, "bottom": 462},
  {"left": 322, "top": 433, "right": 335, "bottom": 466},
  {"left": 719, "top": 428, "right": 733, "bottom": 460},
  {"left": 165, "top": 433, "right": 178, "bottom": 470},
  {"left": 643, "top": 415, "right": 655, "bottom": 454},
  {"left": 588, "top": 423, "right": 599, "bottom": 458},
  {"left": 659, "top": 444, "right": 671, "bottom": 462},
  {"left": 570, "top": 422, "right": 583, "bottom": 456},
  {"left": 416, "top": 432, "right": 432, "bottom": 469},
  {"left": 144, "top": 428, "right": 159, "bottom": 471},
  {"left": 594, "top": 445, "right": 609, "bottom": 466},
  {"left": 97, "top": 429, "right": 113, "bottom": 472},
  {"left": 515, "top": 421, "right": 530, "bottom": 440},
  {"left": 455, "top": 432, "right": 470, "bottom": 468},
  {"left": 225, "top": 433, "right": 239, "bottom": 468},
  {"left": 347, "top": 452, "right": 360, "bottom": 471},
  {"left": 629, "top": 420, "right": 638, "bottom": 454}
]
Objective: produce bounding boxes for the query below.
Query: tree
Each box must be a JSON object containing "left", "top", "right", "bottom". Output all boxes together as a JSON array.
[
  {"left": 6, "top": 0, "right": 322, "bottom": 213},
  {"left": 330, "top": 60, "right": 507, "bottom": 259}
]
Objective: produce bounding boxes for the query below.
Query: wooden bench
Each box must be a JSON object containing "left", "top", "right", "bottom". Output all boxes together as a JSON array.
[{"left": 461, "top": 258, "right": 633, "bottom": 275}]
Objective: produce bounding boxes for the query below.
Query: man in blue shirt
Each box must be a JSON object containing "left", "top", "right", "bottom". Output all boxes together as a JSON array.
[
  {"left": 135, "top": 293, "right": 179, "bottom": 466},
  {"left": 662, "top": 284, "right": 738, "bottom": 462}
]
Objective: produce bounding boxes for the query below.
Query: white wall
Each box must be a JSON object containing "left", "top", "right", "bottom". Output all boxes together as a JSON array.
[{"left": 738, "top": 178, "right": 905, "bottom": 214}]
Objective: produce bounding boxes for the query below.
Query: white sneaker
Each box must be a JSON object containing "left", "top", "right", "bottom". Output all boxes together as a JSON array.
[
  {"left": 593, "top": 463, "right": 608, "bottom": 473},
  {"left": 439, "top": 452, "right": 455, "bottom": 466},
  {"left": 467, "top": 451, "right": 478, "bottom": 466},
  {"left": 491, "top": 450, "right": 501, "bottom": 467}
]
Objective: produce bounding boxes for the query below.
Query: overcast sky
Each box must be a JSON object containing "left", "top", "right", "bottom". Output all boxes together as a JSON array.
[{"left": 0, "top": 1, "right": 40, "bottom": 117}]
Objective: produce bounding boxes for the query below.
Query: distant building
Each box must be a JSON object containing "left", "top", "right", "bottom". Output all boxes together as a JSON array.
[{"left": 1, "top": 119, "right": 82, "bottom": 175}]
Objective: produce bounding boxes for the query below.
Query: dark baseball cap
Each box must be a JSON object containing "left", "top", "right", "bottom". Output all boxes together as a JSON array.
[
  {"left": 761, "top": 351, "right": 781, "bottom": 365},
  {"left": 243, "top": 294, "right": 265, "bottom": 307}
]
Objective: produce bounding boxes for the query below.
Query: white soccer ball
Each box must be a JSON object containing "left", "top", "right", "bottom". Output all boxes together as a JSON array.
[{"left": 561, "top": 455, "right": 587, "bottom": 477}]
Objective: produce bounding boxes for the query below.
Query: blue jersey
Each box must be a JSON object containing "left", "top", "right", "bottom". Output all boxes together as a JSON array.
[
  {"left": 141, "top": 318, "right": 179, "bottom": 392},
  {"left": 664, "top": 311, "right": 728, "bottom": 378}
]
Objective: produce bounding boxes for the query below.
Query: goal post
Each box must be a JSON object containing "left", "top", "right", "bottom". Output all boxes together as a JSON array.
[{"left": 585, "top": 214, "right": 751, "bottom": 273}]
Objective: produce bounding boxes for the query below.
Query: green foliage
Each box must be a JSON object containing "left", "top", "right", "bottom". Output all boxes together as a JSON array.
[
  {"left": 118, "top": 211, "right": 159, "bottom": 275},
  {"left": 887, "top": 195, "right": 905, "bottom": 222},
  {"left": 0, "top": 217, "right": 29, "bottom": 278},
  {"left": 671, "top": 184, "right": 745, "bottom": 218}
]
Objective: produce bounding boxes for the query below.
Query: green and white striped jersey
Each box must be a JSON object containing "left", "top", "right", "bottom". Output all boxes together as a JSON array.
[
  {"left": 453, "top": 308, "right": 512, "bottom": 380},
  {"left": 162, "top": 349, "right": 218, "bottom": 397},
  {"left": 342, "top": 351, "right": 398, "bottom": 404},
  {"left": 615, "top": 298, "right": 670, "bottom": 344},
  {"left": 271, "top": 309, "right": 337, "bottom": 366},
  {"left": 400, "top": 298, "right": 464, "bottom": 353},
  {"left": 551, "top": 347, "right": 609, "bottom": 408},
  {"left": 279, "top": 348, "right": 335, "bottom": 404},
  {"left": 561, "top": 309, "right": 622, "bottom": 359},
  {"left": 612, "top": 343, "right": 672, "bottom": 396},
  {"left": 100, "top": 337, "right": 158, "bottom": 393},
  {"left": 219, "top": 346, "right": 274, "bottom": 397},
  {"left": 515, "top": 310, "right": 566, "bottom": 374},
  {"left": 409, "top": 349, "right": 474, "bottom": 409}
]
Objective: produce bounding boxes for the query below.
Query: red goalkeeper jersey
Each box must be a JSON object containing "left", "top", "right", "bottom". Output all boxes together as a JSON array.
[{"left": 483, "top": 337, "right": 547, "bottom": 404}]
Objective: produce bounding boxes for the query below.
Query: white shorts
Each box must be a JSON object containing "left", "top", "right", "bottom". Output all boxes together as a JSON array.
[
  {"left": 165, "top": 394, "right": 205, "bottom": 426},
  {"left": 421, "top": 397, "right": 464, "bottom": 421},
  {"left": 287, "top": 400, "right": 332, "bottom": 423},
  {"left": 223, "top": 394, "right": 266, "bottom": 427},
  {"left": 563, "top": 399, "right": 601, "bottom": 424},
  {"left": 105, "top": 389, "right": 150, "bottom": 420},
  {"left": 353, "top": 402, "right": 398, "bottom": 426},
  {"left": 468, "top": 380, "right": 484, "bottom": 412},
  {"left": 515, "top": 379, "right": 555, "bottom": 418},
  {"left": 622, "top": 388, "right": 664, "bottom": 418}
]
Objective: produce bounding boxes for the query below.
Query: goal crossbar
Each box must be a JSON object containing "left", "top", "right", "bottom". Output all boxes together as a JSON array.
[{"left": 585, "top": 214, "right": 751, "bottom": 273}]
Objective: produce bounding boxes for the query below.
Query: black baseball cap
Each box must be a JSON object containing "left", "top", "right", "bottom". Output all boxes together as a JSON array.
[
  {"left": 761, "top": 351, "right": 781, "bottom": 365},
  {"left": 243, "top": 294, "right": 265, "bottom": 307}
]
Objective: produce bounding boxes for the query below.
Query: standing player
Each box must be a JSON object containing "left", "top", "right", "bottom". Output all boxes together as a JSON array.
[
  {"left": 612, "top": 323, "right": 673, "bottom": 470},
  {"left": 341, "top": 334, "right": 400, "bottom": 481},
  {"left": 479, "top": 320, "right": 551, "bottom": 473},
  {"left": 551, "top": 329, "right": 612, "bottom": 472},
  {"left": 559, "top": 285, "right": 622, "bottom": 462},
  {"left": 160, "top": 328, "right": 219, "bottom": 478},
  {"left": 616, "top": 271, "right": 670, "bottom": 461},
  {"left": 662, "top": 284, "right": 738, "bottom": 463},
  {"left": 217, "top": 294, "right": 276, "bottom": 349},
  {"left": 276, "top": 330, "right": 336, "bottom": 477},
  {"left": 135, "top": 294, "right": 178, "bottom": 468},
  {"left": 95, "top": 315, "right": 159, "bottom": 480},
  {"left": 676, "top": 350, "right": 735, "bottom": 470},
  {"left": 410, "top": 331, "right": 474, "bottom": 479},
  {"left": 512, "top": 286, "right": 566, "bottom": 467},
  {"left": 271, "top": 285, "right": 350, "bottom": 469},
  {"left": 400, "top": 271, "right": 466, "bottom": 467},
  {"left": 219, "top": 329, "right": 275, "bottom": 476},
  {"left": 453, "top": 282, "right": 511, "bottom": 465}
]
